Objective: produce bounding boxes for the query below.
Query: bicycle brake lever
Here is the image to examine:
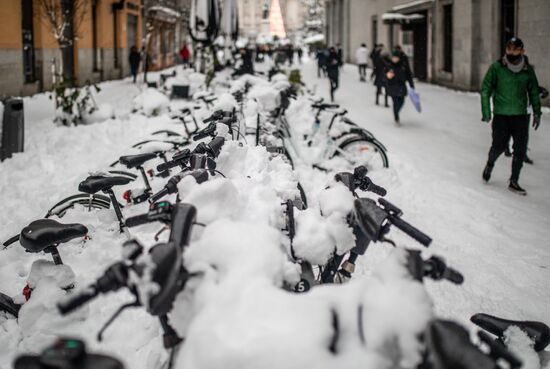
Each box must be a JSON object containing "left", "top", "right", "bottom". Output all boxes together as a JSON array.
[
  {"left": 97, "top": 300, "right": 140, "bottom": 342},
  {"left": 154, "top": 226, "right": 170, "bottom": 242}
]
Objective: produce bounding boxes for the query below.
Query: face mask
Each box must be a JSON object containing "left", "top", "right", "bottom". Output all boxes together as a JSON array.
[{"left": 506, "top": 53, "right": 522, "bottom": 63}]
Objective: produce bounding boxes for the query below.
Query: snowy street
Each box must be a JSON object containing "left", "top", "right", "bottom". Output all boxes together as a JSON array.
[
  {"left": 299, "top": 60, "right": 550, "bottom": 324},
  {"left": 0, "top": 60, "right": 549, "bottom": 368}
]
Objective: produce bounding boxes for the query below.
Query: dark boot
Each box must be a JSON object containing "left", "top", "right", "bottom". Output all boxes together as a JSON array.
[
  {"left": 524, "top": 155, "right": 534, "bottom": 165},
  {"left": 482, "top": 163, "right": 493, "bottom": 182},
  {"left": 508, "top": 180, "right": 527, "bottom": 195},
  {"left": 504, "top": 147, "right": 512, "bottom": 157}
]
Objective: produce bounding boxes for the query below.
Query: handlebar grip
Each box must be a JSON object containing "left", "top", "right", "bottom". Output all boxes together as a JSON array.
[
  {"left": 390, "top": 217, "right": 432, "bottom": 247},
  {"left": 148, "top": 188, "right": 169, "bottom": 204},
  {"left": 125, "top": 213, "right": 151, "bottom": 228},
  {"left": 208, "top": 136, "right": 225, "bottom": 157},
  {"left": 57, "top": 286, "right": 98, "bottom": 315},
  {"left": 367, "top": 182, "right": 387, "bottom": 197},
  {"left": 156, "top": 160, "right": 179, "bottom": 173},
  {"left": 443, "top": 267, "right": 464, "bottom": 285},
  {"left": 193, "top": 126, "right": 216, "bottom": 141}
]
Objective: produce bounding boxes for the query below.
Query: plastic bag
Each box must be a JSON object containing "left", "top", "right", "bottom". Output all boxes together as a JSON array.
[{"left": 408, "top": 88, "right": 421, "bottom": 113}]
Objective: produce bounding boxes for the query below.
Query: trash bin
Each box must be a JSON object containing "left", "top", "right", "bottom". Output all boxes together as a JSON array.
[
  {"left": 171, "top": 85, "right": 190, "bottom": 99},
  {"left": 1, "top": 97, "right": 24, "bottom": 161}
]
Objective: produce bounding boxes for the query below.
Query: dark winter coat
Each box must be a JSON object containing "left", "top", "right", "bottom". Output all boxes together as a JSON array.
[
  {"left": 326, "top": 51, "right": 340, "bottom": 81},
  {"left": 372, "top": 51, "right": 388, "bottom": 87},
  {"left": 481, "top": 57, "right": 541, "bottom": 121},
  {"left": 316, "top": 50, "right": 327, "bottom": 67},
  {"left": 385, "top": 60, "right": 414, "bottom": 97},
  {"left": 129, "top": 50, "right": 141, "bottom": 70}
]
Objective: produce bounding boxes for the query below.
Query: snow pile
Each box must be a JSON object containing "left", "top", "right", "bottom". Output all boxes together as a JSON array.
[
  {"left": 83, "top": 103, "right": 114, "bottom": 124},
  {"left": 293, "top": 184, "right": 355, "bottom": 264},
  {"left": 248, "top": 84, "right": 281, "bottom": 112},
  {"left": 173, "top": 247, "right": 433, "bottom": 369},
  {"left": 133, "top": 88, "right": 170, "bottom": 116}
]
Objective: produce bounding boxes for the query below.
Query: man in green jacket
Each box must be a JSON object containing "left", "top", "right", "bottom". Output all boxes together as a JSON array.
[{"left": 481, "top": 37, "right": 542, "bottom": 195}]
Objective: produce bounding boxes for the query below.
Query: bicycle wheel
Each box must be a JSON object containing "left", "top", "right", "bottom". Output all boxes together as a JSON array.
[
  {"left": 333, "top": 137, "right": 389, "bottom": 170},
  {"left": 45, "top": 193, "right": 112, "bottom": 218},
  {"left": 0, "top": 292, "right": 20, "bottom": 318}
]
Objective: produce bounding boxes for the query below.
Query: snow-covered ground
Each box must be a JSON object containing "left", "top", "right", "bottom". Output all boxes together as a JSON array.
[
  {"left": 0, "top": 60, "right": 549, "bottom": 369},
  {"left": 299, "top": 59, "right": 550, "bottom": 325}
]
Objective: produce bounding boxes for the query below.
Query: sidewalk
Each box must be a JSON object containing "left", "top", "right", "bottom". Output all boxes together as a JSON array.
[{"left": 300, "top": 60, "right": 550, "bottom": 326}]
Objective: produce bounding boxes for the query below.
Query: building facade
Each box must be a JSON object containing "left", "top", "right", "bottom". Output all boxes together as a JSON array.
[
  {"left": 0, "top": 0, "right": 145, "bottom": 97},
  {"left": 325, "top": 0, "right": 550, "bottom": 105},
  {"left": 238, "top": 0, "right": 306, "bottom": 39}
]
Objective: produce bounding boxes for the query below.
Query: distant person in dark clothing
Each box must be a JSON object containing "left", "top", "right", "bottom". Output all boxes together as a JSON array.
[
  {"left": 371, "top": 44, "right": 389, "bottom": 107},
  {"left": 141, "top": 46, "right": 150, "bottom": 83},
  {"left": 385, "top": 50, "right": 415, "bottom": 123},
  {"left": 326, "top": 47, "right": 340, "bottom": 102},
  {"left": 297, "top": 47, "right": 303, "bottom": 64},
  {"left": 316, "top": 48, "right": 327, "bottom": 77},
  {"left": 129, "top": 46, "right": 141, "bottom": 83},
  {"left": 480, "top": 37, "right": 541, "bottom": 195},
  {"left": 287, "top": 44, "right": 295, "bottom": 65},
  {"left": 234, "top": 47, "right": 254, "bottom": 76},
  {"left": 336, "top": 43, "right": 343, "bottom": 68}
]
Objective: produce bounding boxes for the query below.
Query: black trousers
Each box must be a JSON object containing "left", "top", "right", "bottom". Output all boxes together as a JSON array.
[
  {"left": 376, "top": 86, "right": 388, "bottom": 106},
  {"left": 391, "top": 96, "right": 405, "bottom": 121},
  {"left": 487, "top": 114, "right": 529, "bottom": 181},
  {"left": 329, "top": 76, "right": 339, "bottom": 101}
]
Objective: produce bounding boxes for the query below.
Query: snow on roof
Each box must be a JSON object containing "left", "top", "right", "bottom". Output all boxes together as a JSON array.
[
  {"left": 303, "top": 34, "right": 325, "bottom": 44},
  {"left": 381, "top": 12, "right": 424, "bottom": 21}
]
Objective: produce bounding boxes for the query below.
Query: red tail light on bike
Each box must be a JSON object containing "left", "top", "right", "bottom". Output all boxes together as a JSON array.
[
  {"left": 22, "top": 284, "right": 32, "bottom": 301},
  {"left": 147, "top": 169, "right": 154, "bottom": 178},
  {"left": 123, "top": 190, "right": 131, "bottom": 203}
]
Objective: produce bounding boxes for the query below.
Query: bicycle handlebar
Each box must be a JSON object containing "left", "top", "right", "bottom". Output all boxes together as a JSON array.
[
  {"left": 58, "top": 286, "right": 100, "bottom": 314},
  {"left": 125, "top": 213, "right": 152, "bottom": 228},
  {"left": 389, "top": 216, "right": 432, "bottom": 247}
]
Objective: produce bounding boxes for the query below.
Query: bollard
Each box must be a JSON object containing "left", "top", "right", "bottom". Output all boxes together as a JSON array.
[
  {"left": 171, "top": 85, "right": 190, "bottom": 99},
  {"left": 1, "top": 97, "right": 25, "bottom": 161}
]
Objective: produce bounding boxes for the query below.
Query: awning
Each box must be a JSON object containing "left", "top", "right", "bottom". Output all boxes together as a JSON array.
[
  {"left": 392, "top": 0, "right": 434, "bottom": 13},
  {"left": 382, "top": 12, "right": 425, "bottom": 24}
]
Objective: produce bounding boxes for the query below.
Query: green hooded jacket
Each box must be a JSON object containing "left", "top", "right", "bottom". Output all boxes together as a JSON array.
[{"left": 481, "top": 57, "right": 541, "bottom": 121}]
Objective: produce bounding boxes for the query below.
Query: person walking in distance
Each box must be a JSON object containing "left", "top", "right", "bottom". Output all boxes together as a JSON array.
[
  {"left": 371, "top": 44, "right": 389, "bottom": 107},
  {"left": 326, "top": 47, "right": 340, "bottom": 102},
  {"left": 316, "top": 47, "right": 328, "bottom": 77},
  {"left": 481, "top": 38, "right": 542, "bottom": 195},
  {"left": 336, "top": 43, "right": 343, "bottom": 68},
  {"left": 180, "top": 44, "right": 191, "bottom": 68},
  {"left": 129, "top": 46, "right": 141, "bottom": 83},
  {"left": 356, "top": 43, "right": 369, "bottom": 82},
  {"left": 385, "top": 50, "right": 415, "bottom": 124}
]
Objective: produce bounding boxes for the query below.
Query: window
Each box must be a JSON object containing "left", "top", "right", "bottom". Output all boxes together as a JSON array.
[
  {"left": 501, "top": 0, "right": 516, "bottom": 55},
  {"left": 92, "top": 0, "right": 99, "bottom": 71},
  {"left": 21, "top": 0, "right": 36, "bottom": 83},
  {"left": 443, "top": 4, "right": 453, "bottom": 73}
]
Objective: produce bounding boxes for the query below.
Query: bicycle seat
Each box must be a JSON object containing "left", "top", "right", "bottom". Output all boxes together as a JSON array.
[
  {"left": 471, "top": 313, "right": 550, "bottom": 351},
  {"left": 78, "top": 176, "right": 132, "bottom": 194},
  {"left": 426, "top": 320, "right": 496, "bottom": 369},
  {"left": 119, "top": 153, "right": 157, "bottom": 169},
  {"left": 19, "top": 219, "right": 88, "bottom": 253}
]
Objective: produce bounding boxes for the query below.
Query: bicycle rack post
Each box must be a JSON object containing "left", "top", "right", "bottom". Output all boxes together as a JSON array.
[
  {"left": 138, "top": 166, "right": 152, "bottom": 192},
  {"left": 104, "top": 189, "right": 125, "bottom": 232}
]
